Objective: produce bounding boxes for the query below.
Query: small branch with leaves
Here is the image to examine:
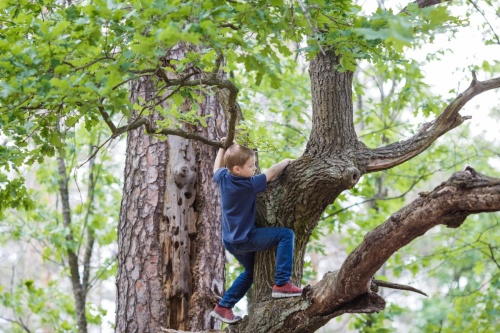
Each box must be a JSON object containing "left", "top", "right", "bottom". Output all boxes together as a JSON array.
[{"left": 97, "top": 65, "right": 239, "bottom": 150}]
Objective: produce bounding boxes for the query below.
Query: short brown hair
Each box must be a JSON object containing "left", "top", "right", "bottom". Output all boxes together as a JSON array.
[{"left": 224, "top": 144, "right": 255, "bottom": 172}]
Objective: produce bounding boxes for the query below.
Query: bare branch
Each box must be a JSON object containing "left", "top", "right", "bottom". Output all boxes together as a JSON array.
[
  {"left": 297, "top": 0, "right": 326, "bottom": 56},
  {"left": 361, "top": 75, "right": 500, "bottom": 172},
  {"left": 218, "top": 23, "right": 239, "bottom": 30},
  {"left": 468, "top": 0, "right": 500, "bottom": 45},
  {"left": 63, "top": 56, "right": 115, "bottom": 71},
  {"left": 373, "top": 279, "right": 428, "bottom": 296},
  {"left": 145, "top": 121, "right": 223, "bottom": 148},
  {"left": 0, "top": 316, "right": 32, "bottom": 333}
]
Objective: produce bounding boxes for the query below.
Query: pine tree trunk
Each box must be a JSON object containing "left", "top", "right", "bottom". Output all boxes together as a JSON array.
[{"left": 115, "top": 45, "right": 227, "bottom": 332}]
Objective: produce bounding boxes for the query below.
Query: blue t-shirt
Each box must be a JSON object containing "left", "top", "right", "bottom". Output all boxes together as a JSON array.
[{"left": 213, "top": 168, "right": 267, "bottom": 244}]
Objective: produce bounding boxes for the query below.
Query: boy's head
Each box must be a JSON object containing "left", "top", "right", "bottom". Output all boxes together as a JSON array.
[{"left": 225, "top": 144, "right": 256, "bottom": 177}]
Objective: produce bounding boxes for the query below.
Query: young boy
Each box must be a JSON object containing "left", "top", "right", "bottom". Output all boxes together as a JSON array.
[{"left": 210, "top": 143, "right": 302, "bottom": 324}]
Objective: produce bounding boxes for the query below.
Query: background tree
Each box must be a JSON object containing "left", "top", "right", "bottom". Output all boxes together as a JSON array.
[
  {"left": 0, "top": 123, "right": 120, "bottom": 332},
  {"left": 1, "top": 1, "right": 499, "bottom": 333}
]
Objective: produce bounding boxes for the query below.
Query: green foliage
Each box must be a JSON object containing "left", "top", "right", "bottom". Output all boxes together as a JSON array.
[
  {"left": 408, "top": 213, "right": 500, "bottom": 333},
  {"left": 0, "top": 279, "right": 76, "bottom": 332},
  {"left": 0, "top": 122, "right": 120, "bottom": 332},
  {"left": 353, "top": 4, "right": 460, "bottom": 55},
  {"left": 235, "top": 57, "right": 311, "bottom": 169},
  {"left": 0, "top": 0, "right": 463, "bottom": 182},
  {"left": 0, "top": 176, "right": 34, "bottom": 217},
  {"left": 349, "top": 303, "right": 404, "bottom": 333}
]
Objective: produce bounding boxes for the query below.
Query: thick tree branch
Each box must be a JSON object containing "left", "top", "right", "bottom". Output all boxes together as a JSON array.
[
  {"left": 219, "top": 167, "right": 499, "bottom": 333},
  {"left": 360, "top": 75, "right": 500, "bottom": 172},
  {"left": 306, "top": 167, "right": 500, "bottom": 316}
]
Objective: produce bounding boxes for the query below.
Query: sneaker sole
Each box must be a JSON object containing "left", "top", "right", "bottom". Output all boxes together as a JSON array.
[
  {"left": 210, "top": 310, "right": 242, "bottom": 324},
  {"left": 271, "top": 291, "right": 302, "bottom": 298}
]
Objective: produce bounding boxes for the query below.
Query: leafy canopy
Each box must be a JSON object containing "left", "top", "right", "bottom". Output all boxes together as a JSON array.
[{"left": 0, "top": 0, "right": 458, "bottom": 213}]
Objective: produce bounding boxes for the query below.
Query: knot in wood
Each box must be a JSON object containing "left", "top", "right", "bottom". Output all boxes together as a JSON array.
[
  {"left": 443, "top": 211, "right": 468, "bottom": 228},
  {"left": 173, "top": 165, "right": 196, "bottom": 189},
  {"left": 342, "top": 166, "right": 360, "bottom": 189},
  {"left": 390, "top": 213, "right": 400, "bottom": 223}
]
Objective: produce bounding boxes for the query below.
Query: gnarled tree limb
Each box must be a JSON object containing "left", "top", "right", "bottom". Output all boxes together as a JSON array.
[
  {"left": 202, "top": 167, "right": 500, "bottom": 333},
  {"left": 306, "top": 167, "right": 500, "bottom": 317},
  {"left": 360, "top": 75, "right": 500, "bottom": 172}
]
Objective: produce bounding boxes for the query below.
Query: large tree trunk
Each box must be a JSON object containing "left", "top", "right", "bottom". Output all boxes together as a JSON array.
[
  {"left": 115, "top": 44, "right": 226, "bottom": 332},
  {"left": 253, "top": 50, "right": 361, "bottom": 305}
]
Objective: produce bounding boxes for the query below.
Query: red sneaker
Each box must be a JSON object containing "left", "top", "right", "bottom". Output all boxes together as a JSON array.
[
  {"left": 272, "top": 281, "right": 302, "bottom": 298},
  {"left": 210, "top": 305, "right": 242, "bottom": 324}
]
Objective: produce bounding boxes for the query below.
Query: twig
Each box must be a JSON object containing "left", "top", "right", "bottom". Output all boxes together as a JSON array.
[
  {"left": 0, "top": 316, "right": 32, "bottom": 332},
  {"left": 97, "top": 106, "right": 117, "bottom": 133},
  {"left": 373, "top": 279, "right": 428, "bottom": 296},
  {"left": 469, "top": 0, "right": 500, "bottom": 45},
  {"left": 297, "top": 0, "right": 326, "bottom": 56},
  {"left": 63, "top": 56, "right": 115, "bottom": 71}
]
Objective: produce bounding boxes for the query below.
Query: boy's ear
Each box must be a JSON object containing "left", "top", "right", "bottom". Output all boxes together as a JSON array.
[{"left": 233, "top": 165, "right": 241, "bottom": 174}]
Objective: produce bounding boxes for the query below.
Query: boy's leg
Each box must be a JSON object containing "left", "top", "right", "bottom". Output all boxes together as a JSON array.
[
  {"left": 235, "top": 227, "right": 295, "bottom": 286},
  {"left": 218, "top": 245, "right": 255, "bottom": 309}
]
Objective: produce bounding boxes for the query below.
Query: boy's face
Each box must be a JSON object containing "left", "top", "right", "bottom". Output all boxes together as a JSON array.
[{"left": 233, "top": 156, "right": 256, "bottom": 178}]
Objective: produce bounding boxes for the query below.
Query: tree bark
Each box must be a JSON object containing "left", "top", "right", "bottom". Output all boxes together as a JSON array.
[
  {"left": 305, "top": 50, "right": 358, "bottom": 155},
  {"left": 116, "top": 44, "right": 227, "bottom": 332},
  {"left": 235, "top": 51, "right": 500, "bottom": 332},
  {"left": 115, "top": 91, "right": 169, "bottom": 332}
]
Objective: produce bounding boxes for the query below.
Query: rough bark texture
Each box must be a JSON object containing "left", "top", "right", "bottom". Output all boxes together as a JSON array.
[
  {"left": 305, "top": 51, "right": 358, "bottom": 155},
  {"left": 115, "top": 89, "right": 169, "bottom": 332},
  {"left": 231, "top": 51, "right": 499, "bottom": 332},
  {"left": 115, "top": 44, "right": 227, "bottom": 332},
  {"left": 186, "top": 91, "right": 227, "bottom": 330}
]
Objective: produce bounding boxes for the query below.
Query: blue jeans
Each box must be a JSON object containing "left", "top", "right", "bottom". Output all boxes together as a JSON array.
[{"left": 218, "top": 227, "right": 295, "bottom": 308}]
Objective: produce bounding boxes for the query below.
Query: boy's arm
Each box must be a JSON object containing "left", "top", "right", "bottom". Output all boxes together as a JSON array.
[
  {"left": 213, "top": 147, "right": 226, "bottom": 173},
  {"left": 265, "top": 158, "right": 293, "bottom": 182}
]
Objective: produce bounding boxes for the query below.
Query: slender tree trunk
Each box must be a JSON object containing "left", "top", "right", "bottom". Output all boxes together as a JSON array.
[
  {"left": 116, "top": 44, "right": 226, "bottom": 332},
  {"left": 57, "top": 157, "right": 88, "bottom": 333}
]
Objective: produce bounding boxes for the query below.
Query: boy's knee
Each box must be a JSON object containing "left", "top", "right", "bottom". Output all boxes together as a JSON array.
[
  {"left": 282, "top": 228, "right": 294, "bottom": 240},
  {"left": 243, "top": 270, "right": 254, "bottom": 281}
]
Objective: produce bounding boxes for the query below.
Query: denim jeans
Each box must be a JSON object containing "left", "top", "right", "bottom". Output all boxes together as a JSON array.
[{"left": 218, "top": 227, "right": 295, "bottom": 308}]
